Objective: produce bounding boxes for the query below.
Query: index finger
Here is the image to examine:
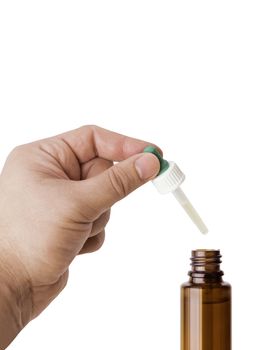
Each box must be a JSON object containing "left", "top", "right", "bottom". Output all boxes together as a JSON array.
[{"left": 56, "top": 125, "right": 162, "bottom": 164}]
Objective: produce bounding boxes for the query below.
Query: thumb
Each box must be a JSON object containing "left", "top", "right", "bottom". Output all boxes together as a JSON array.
[{"left": 79, "top": 153, "right": 160, "bottom": 213}]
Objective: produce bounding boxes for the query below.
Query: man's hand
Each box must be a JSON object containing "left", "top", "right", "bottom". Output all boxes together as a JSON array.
[{"left": 0, "top": 125, "right": 160, "bottom": 348}]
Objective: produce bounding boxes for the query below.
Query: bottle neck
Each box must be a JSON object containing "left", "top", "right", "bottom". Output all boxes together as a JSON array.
[{"left": 189, "top": 250, "right": 224, "bottom": 284}]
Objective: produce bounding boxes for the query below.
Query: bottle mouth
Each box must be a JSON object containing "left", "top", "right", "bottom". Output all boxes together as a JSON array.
[
  {"left": 189, "top": 249, "right": 224, "bottom": 278},
  {"left": 192, "top": 249, "right": 221, "bottom": 254}
]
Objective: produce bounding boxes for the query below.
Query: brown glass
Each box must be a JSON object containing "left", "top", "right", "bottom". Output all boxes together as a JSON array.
[{"left": 181, "top": 250, "right": 231, "bottom": 350}]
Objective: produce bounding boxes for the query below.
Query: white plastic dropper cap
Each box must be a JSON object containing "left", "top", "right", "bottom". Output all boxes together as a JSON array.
[{"left": 144, "top": 147, "right": 208, "bottom": 234}]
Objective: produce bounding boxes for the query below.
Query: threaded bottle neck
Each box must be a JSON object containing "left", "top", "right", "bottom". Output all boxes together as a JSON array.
[{"left": 189, "top": 250, "right": 224, "bottom": 283}]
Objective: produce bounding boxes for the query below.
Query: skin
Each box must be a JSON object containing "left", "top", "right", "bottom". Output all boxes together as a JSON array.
[{"left": 0, "top": 125, "right": 160, "bottom": 349}]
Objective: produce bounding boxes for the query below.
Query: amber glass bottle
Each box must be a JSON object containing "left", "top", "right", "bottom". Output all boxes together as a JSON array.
[{"left": 181, "top": 250, "right": 231, "bottom": 350}]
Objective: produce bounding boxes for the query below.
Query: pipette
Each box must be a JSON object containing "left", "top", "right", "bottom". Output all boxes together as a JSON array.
[{"left": 144, "top": 146, "right": 208, "bottom": 234}]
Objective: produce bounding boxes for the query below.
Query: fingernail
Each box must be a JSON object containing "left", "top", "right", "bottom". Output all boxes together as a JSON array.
[{"left": 135, "top": 153, "right": 160, "bottom": 180}]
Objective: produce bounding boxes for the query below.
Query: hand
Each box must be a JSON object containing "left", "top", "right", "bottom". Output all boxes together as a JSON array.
[{"left": 0, "top": 125, "right": 160, "bottom": 348}]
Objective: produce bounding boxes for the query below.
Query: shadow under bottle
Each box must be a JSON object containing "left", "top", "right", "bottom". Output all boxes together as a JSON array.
[{"left": 181, "top": 250, "right": 231, "bottom": 350}]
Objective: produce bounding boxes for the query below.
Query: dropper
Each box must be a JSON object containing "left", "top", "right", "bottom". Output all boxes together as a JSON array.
[{"left": 144, "top": 146, "right": 208, "bottom": 234}]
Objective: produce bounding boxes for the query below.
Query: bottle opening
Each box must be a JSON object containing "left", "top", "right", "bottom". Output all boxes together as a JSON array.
[{"left": 189, "top": 249, "right": 224, "bottom": 280}]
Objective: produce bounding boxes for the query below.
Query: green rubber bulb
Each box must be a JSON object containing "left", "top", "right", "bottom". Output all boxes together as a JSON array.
[{"left": 143, "top": 146, "right": 169, "bottom": 175}]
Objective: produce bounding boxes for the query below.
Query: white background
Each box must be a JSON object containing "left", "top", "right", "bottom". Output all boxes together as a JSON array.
[{"left": 0, "top": 1, "right": 279, "bottom": 349}]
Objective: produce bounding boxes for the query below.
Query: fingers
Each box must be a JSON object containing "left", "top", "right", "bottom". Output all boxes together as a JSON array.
[
  {"left": 76, "top": 152, "right": 160, "bottom": 215},
  {"left": 56, "top": 125, "right": 162, "bottom": 164},
  {"left": 79, "top": 230, "right": 105, "bottom": 254},
  {"left": 79, "top": 210, "right": 110, "bottom": 254},
  {"left": 89, "top": 210, "right": 110, "bottom": 237}
]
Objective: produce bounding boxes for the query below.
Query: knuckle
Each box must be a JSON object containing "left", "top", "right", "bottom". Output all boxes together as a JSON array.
[
  {"left": 103, "top": 210, "right": 111, "bottom": 225},
  {"left": 95, "top": 231, "right": 106, "bottom": 250},
  {"left": 80, "top": 124, "right": 91, "bottom": 132},
  {"left": 7, "top": 145, "right": 31, "bottom": 166},
  {"left": 90, "top": 210, "right": 111, "bottom": 237},
  {"left": 98, "top": 211, "right": 111, "bottom": 231},
  {"left": 80, "top": 124, "right": 97, "bottom": 133},
  {"left": 10, "top": 145, "right": 25, "bottom": 157}
]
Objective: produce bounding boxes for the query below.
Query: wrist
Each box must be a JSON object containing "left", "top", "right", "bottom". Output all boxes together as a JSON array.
[{"left": 0, "top": 244, "right": 32, "bottom": 349}]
